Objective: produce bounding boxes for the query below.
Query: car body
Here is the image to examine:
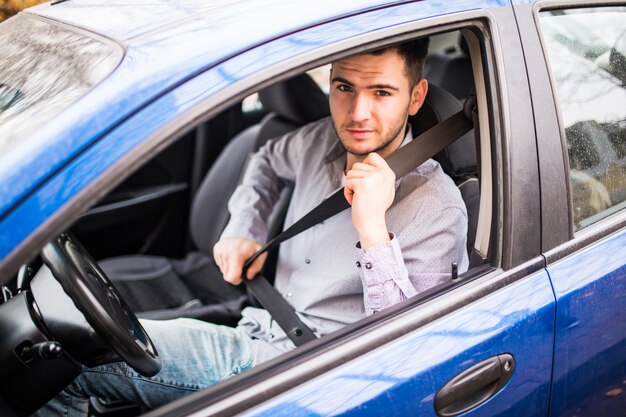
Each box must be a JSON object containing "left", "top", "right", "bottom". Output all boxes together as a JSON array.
[{"left": 0, "top": 0, "right": 625, "bottom": 416}]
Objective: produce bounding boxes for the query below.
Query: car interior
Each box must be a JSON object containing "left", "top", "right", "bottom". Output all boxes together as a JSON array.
[
  {"left": 78, "top": 30, "right": 483, "bottom": 323},
  {"left": 0, "top": 28, "right": 496, "bottom": 416}
]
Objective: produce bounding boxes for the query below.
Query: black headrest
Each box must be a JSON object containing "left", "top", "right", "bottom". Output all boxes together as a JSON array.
[
  {"left": 459, "top": 33, "right": 470, "bottom": 56},
  {"left": 258, "top": 73, "right": 330, "bottom": 124},
  {"left": 409, "top": 83, "right": 476, "bottom": 177}
]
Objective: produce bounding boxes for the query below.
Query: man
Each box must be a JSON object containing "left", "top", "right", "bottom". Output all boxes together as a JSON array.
[
  {"left": 35, "top": 39, "right": 468, "bottom": 416},
  {"left": 213, "top": 38, "right": 469, "bottom": 361}
]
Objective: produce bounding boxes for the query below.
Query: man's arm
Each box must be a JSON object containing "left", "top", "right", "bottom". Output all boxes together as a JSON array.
[
  {"left": 344, "top": 153, "right": 394, "bottom": 249},
  {"left": 213, "top": 238, "right": 267, "bottom": 285},
  {"left": 215, "top": 128, "right": 305, "bottom": 285},
  {"left": 345, "top": 153, "right": 467, "bottom": 315},
  {"left": 354, "top": 207, "right": 467, "bottom": 315}
]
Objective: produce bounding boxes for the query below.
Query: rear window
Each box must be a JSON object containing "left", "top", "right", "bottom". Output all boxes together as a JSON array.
[
  {"left": 539, "top": 7, "right": 626, "bottom": 230},
  {"left": 0, "top": 13, "right": 123, "bottom": 153}
]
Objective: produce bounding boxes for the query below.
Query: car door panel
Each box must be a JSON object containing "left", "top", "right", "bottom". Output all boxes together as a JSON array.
[
  {"left": 71, "top": 183, "right": 188, "bottom": 257},
  {"left": 70, "top": 132, "right": 195, "bottom": 260},
  {"left": 241, "top": 270, "right": 555, "bottom": 417},
  {"left": 547, "top": 228, "right": 626, "bottom": 417},
  {"left": 523, "top": 4, "right": 626, "bottom": 415}
]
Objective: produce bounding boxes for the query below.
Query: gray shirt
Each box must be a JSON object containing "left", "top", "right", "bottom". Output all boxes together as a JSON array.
[{"left": 221, "top": 117, "right": 468, "bottom": 362}]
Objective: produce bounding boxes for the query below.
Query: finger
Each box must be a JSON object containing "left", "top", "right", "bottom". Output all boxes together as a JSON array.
[
  {"left": 344, "top": 185, "right": 354, "bottom": 205},
  {"left": 246, "top": 252, "right": 268, "bottom": 279},
  {"left": 216, "top": 253, "right": 226, "bottom": 272},
  {"left": 363, "top": 152, "right": 389, "bottom": 168},
  {"left": 350, "top": 162, "right": 377, "bottom": 172},
  {"left": 224, "top": 257, "right": 244, "bottom": 285},
  {"left": 224, "top": 266, "right": 241, "bottom": 285},
  {"left": 364, "top": 153, "right": 395, "bottom": 182},
  {"left": 345, "top": 177, "right": 365, "bottom": 192},
  {"left": 213, "top": 246, "right": 222, "bottom": 268},
  {"left": 345, "top": 169, "right": 370, "bottom": 179}
]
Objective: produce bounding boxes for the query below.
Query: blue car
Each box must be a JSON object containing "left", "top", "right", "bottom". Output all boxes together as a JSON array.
[{"left": 0, "top": 0, "right": 624, "bottom": 416}]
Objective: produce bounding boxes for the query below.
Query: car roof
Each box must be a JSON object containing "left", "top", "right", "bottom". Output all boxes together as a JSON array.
[
  {"left": 29, "top": 0, "right": 398, "bottom": 44},
  {"left": 0, "top": 0, "right": 403, "bottom": 220}
]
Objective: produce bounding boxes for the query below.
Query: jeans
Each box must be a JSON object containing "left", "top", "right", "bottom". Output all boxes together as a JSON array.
[{"left": 33, "top": 318, "right": 259, "bottom": 417}]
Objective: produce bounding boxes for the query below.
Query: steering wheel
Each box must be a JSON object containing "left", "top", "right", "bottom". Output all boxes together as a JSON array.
[{"left": 41, "top": 232, "right": 161, "bottom": 377}]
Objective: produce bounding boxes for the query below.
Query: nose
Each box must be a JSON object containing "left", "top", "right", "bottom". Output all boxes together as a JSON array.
[{"left": 351, "top": 93, "right": 371, "bottom": 122}]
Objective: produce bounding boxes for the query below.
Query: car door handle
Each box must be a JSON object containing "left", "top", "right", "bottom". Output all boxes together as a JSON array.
[{"left": 435, "top": 353, "right": 515, "bottom": 417}]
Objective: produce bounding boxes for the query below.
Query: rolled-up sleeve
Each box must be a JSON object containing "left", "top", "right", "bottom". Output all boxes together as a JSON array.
[
  {"left": 356, "top": 202, "right": 468, "bottom": 316},
  {"left": 356, "top": 234, "right": 418, "bottom": 315}
]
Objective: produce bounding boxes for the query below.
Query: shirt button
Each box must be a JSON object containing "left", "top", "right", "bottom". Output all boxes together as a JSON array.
[
  {"left": 286, "top": 292, "right": 292, "bottom": 299},
  {"left": 268, "top": 333, "right": 275, "bottom": 339},
  {"left": 305, "top": 258, "right": 311, "bottom": 264},
  {"left": 356, "top": 261, "right": 361, "bottom": 268},
  {"left": 365, "top": 262, "right": 373, "bottom": 270}
]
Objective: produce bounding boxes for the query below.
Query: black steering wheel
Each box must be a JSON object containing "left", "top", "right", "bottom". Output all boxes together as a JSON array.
[{"left": 41, "top": 232, "right": 161, "bottom": 377}]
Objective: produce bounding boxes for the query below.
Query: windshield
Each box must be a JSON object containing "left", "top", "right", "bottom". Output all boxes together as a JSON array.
[{"left": 0, "top": 13, "right": 123, "bottom": 154}]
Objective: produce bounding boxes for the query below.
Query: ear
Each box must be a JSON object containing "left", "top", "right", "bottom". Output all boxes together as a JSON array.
[{"left": 408, "top": 78, "right": 428, "bottom": 116}]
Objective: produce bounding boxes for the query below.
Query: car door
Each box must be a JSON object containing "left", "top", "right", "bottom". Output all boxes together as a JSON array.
[
  {"left": 69, "top": 133, "right": 195, "bottom": 260},
  {"left": 137, "top": 2, "right": 558, "bottom": 416},
  {"left": 515, "top": 3, "right": 626, "bottom": 416}
]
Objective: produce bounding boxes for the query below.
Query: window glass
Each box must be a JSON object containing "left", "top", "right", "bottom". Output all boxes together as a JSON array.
[
  {"left": 540, "top": 7, "right": 626, "bottom": 230},
  {"left": 0, "top": 14, "right": 122, "bottom": 154},
  {"left": 242, "top": 64, "right": 331, "bottom": 113}
]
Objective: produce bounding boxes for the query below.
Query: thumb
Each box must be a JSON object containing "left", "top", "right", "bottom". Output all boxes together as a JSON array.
[
  {"left": 344, "top": 185, "right": 354, "bottom": 205},
  {"left": 246, "top": 252, "right": 267, "bottom": 279}
]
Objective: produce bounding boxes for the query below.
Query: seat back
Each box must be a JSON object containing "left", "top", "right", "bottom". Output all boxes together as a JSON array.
[
  {"left": 409, "top": 83, "right": 479, "bottom": 255},
  {"left": 423, "top": 34, "right": 474, "bottom": 102},
  {"left": 189, "top": 73, "right": 329, "bottom": 255}
]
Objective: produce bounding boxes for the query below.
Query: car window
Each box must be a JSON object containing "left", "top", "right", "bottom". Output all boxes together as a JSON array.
[
  {"left": 539, "top": 7, "right": 626, "bottom": 231},
  {"left": 0, "top": 14, "right": 122, "bottom": 154},
  {"left": 241, "top": 65, "right": 331, "bottom": 113}
]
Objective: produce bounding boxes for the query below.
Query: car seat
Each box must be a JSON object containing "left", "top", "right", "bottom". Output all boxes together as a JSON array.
[
  {"left": 424, "top": 34, "right": 474, "bottom": 102},
  {"left": 99, "top": 73, "right": 330, "bottom": 321},
  {"left": 409, "top": 83, "right": 479, "bottom": 257}
]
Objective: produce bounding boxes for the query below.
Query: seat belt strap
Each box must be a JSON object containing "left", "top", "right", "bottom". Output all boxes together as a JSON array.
[{"left": 243, "top": 105, "right": 474, "bottom": 346}]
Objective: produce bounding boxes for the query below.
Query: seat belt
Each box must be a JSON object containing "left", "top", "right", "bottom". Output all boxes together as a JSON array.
[{"left": 242, "top": 99, "right": 475, "bottom": 346}]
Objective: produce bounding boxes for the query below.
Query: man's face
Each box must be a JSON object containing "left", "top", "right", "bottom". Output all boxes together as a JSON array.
[{"left": 329, "top": 49, "right": 427, "bottom": 159}]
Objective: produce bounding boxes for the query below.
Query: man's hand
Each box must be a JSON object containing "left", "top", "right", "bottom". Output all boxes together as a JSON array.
[
  {"left": 344, "top": 152, "right": 395, "bottom": 250},
  {"left": 213, "top": 238, "right": 267, "bottom": 285}
]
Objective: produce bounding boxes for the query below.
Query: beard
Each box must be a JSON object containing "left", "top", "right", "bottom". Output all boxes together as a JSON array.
[{"left": 334, "top": 116, "right": 408, "bottom": 157}]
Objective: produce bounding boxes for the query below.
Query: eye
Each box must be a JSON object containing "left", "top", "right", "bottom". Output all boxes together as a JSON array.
[
  {"left": 375, "top": 90, "right": 391, "bottom": 97},
  {"left": 337, "top": 84, "right": 352, "bottom": 93}
]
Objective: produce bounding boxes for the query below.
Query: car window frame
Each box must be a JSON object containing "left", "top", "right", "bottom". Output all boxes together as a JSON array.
[{"left": 531, "top": 0, "right": 626, "bottom": 264}]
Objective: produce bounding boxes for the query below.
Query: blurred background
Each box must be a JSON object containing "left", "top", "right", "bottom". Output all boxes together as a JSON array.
[{"left": 1, "top": 0, "right": 46, "bottom": 22}]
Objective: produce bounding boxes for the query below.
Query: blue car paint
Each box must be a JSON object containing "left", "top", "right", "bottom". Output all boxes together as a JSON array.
[
  {"left": 3, "top": 0, "right": 622, "bottom": 415},
  {"left": 0, "top": 0, "right": 510, "bottom": 265},
  {"left": 241, "top": 270, "right": 556, "bottom": 416},
  {"left": 0, "top": 0, "right": 511, "bottom": 222},
  {"left": 547, "top": 228, "right": 626, "bottom": 416},
  {"left": 30, "top": 0, "right": 404, "bottom": 43},
  {"left": 0, "top": 0, "right": 438, "bottom": 221}
]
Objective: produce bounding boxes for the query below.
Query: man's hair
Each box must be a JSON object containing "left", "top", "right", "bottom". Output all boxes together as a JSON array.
[{"left": 370, "top": 38, "right": 430, "bottom": 90}]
